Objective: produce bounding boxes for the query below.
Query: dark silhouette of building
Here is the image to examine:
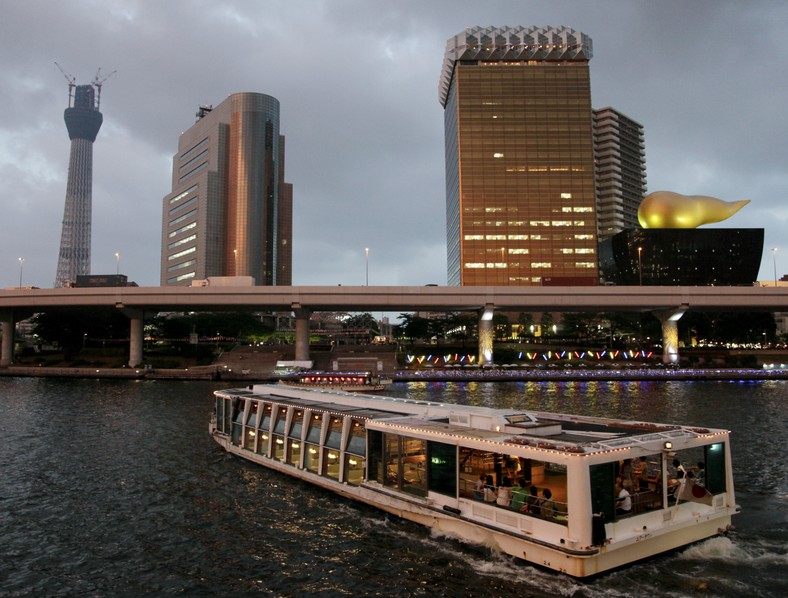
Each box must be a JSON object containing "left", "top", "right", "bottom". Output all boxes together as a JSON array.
[{"left": 599, "top": 228, "right": 764, "bottom": 285}]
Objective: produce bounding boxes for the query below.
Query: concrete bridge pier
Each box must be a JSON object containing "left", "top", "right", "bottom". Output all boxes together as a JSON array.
[
  {"left": 478, "top": 304, "right": 495, "bottom": 366},
  {"left": 293, "top": 306, "right": 311, "bottom": 363},
  {"left": 118, "top": 306, "right": 144, "bottom": 367},
  {"left": 0, "top": 309, "right": 15, "bottom": 366},
  {"left": 654, "top": 304, "right": 688, "bottom": 365}
]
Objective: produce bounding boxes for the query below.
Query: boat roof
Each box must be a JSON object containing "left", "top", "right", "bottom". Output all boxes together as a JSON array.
[{"left": 217, "top": 384, "right": 729, "bottom": 458}]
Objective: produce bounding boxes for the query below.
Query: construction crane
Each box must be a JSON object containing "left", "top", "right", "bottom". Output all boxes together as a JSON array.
[
  {"left": 92, "top": 67, "right": 116, "bottom": 110},
  {"left": 54, "top": 61, "right": 76, "bottom": 107}
]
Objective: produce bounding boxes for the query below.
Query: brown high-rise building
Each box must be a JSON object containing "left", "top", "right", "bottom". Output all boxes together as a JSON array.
[
  {"left": 440, "top": 26, "right": 598, "bottom": 286},
  {"left": 160, "top": 92, "right": 292, "bottom": 286}
]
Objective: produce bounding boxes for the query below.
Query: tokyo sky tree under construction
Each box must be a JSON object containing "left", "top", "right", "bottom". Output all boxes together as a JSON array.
[{"left": 54, "top": 66, "right": 113, "bottom": 287}]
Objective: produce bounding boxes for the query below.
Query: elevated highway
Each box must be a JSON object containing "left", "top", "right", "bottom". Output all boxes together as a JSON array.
[{"left": 2, "top": 284, "right": 787, "bottom": 367}]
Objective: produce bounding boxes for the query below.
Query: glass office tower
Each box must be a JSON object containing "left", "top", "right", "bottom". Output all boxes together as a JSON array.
[
  {"left": 160, "top": 92, "right": 292, "bottom": 286},
  {"left": 440, "top": 26, "right": 598, "bottom": 286}
]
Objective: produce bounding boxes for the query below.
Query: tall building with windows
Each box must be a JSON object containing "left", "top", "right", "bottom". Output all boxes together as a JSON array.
[
  {"left": 440, "top": 26, "right": 598, "bottom": 287},
  {"left": 160, "top": 92, "right": 292, "bottom": 286},
  {"left": 593, "top": 107, "right": 647, "bottom": 241}
]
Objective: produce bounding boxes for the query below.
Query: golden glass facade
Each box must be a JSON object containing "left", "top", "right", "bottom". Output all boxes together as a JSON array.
[{"left": 444, "top": 61, "right": 599, "bottom": 286}]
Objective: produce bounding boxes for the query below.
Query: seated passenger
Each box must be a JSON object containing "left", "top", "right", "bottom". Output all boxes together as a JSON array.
[
  {"left": 473, "top": 474, "right": 485, "bottom": 500},
  {"left": 483, "top": 475, "right": 498, "bottom": 503},
  {"left": 525, "top": 485, "right": 541, "bottom": 514},
  {"left": 615, "top": 481, "right": 632, "bottom": 515},
  {"left": 540, "top": 488, "right": 558, "bottom": 518},
  {"left": 496, "top": 477, "right": 513, "bottom": 507},
  {"left": 511, "top": 479, "right": 529, "bottom": 511}
]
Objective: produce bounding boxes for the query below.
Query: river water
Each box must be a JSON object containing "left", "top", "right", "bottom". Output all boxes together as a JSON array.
[{"left": 0, "top": 377, "right": 785, "bottom": 597}]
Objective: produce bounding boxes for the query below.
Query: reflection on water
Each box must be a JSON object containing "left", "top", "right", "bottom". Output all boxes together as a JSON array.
[{"left": 0, "top": 377, "right": 785, "bottom": 597}]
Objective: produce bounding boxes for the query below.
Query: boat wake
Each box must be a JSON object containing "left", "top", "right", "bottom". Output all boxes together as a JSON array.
[{"left": 676, "top": 534, "right": 788, "bottom": 568}]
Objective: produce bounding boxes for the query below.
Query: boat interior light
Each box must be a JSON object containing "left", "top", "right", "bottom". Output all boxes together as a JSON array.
[{"left": 664, "top": 441, "right": 673, "bottom": 450}]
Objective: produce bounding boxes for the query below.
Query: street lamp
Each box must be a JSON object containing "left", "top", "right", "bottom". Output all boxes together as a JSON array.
[
  {"left": 18, "top": 257, "right": 24, "bottom": 287},
  {"left": 365, "top": 247, "right": 369, "bottom": 286},
  {"left": 637, "top": 246, "right": 643, "bottom": 286},
  {"left": 115, "top": 252, "right": 120, "bottom": 276},
  {"left": 772, "top": 247, "right": 778, "bottom": 287}
]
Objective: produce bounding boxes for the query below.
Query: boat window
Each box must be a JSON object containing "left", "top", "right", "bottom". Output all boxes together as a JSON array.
[
  {"left": 383, "top": 434, "right": 402, "bottom": 490},
  {"left": 306, "top": 412, "right": 323, "bottom": 444},
  {"left": 325, "top": 417, "right": 344, "bottom": 450},
  {"left": 368, "top": 430, "right": 384, "bottom": 484},
  {"left": 259, "top": 403, "right": 273, "bottom": 432},
  {"left": 323, "top": 448, "right": 341, "bottom": 480},
  {"left": 428, "top": 441, "right": 457, "bottom": 497},
  {"left": 346, "top": 420, "right": 366, "bottom": 455},
  {"left": 704, "top": 443, "right": 726, "bottom": 494},
  {"left": 231, "top": 401, "right": 245, "bottom": 446},
  {"left": 215, "top": 397, "right": 224, "bottom": 431},
  {"left": 304, "top": 443, "right": 320, "bottom": 473},
  {"left": 289, "top": 410, "right": 304, "bottom": 440},
  {"left": 243, "top": 402, "right": 259, "bottom": 450},
  {"left": 273, "top": 435, "right": 285, "bottom": 461},
  {"left": 383, "top": 434, "right": 427, "bottom": 497},
  {"left": 344, "top": 453, "right": 364, "bottom": 486},
  {"left": 256, "top": 430, "right": 270, "bottom": 456},
  {"left": 286, "top": 438, "right": 301, "bottom": 467},
  {"left": 273, "top": 407, "right": 288, "bottom": 435}
]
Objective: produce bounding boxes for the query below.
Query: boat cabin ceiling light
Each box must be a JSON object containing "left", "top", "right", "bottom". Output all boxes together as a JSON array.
[{"left": 664, "top": 441, "right": 673, "bottom": 450}]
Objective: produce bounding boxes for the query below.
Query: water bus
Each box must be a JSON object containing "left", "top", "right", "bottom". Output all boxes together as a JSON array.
[
  {"left": 210, "top": 384, "right": 738, "bottom": 577},
  {"left": 279, "top": 371, "right": 392, "bottom": 392}
]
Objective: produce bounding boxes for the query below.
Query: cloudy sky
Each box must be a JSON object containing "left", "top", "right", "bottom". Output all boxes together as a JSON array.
[{"left": 1, "top": 0, "right": 786, "bottom": 290}]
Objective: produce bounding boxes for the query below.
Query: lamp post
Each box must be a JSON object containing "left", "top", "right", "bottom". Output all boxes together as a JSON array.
[
  {"left": 637, "top": 246, "right": 643, "bottom": 286},
  {"left": 365, "top": 247, "right": 369, "bottom": 286},
  {"left": 18, "top": 257, "right": 24, "bottom": 287},
  {"left": 773, "top": 247, "right": 778, "bottom": 287},
  {"left": 115, "top": 252, "right": 120, "bottom": 276}
]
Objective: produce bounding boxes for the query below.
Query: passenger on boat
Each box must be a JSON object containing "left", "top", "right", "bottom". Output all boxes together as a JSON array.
[
  {"left": 671, "top": 458, "right": 686, "bottom": 479},
  {"left": 483, "top": 475, "right": 498, "bottom": 503},
  {"left": 615, "top": 480, "right": 632, "bottom": 515},
  {"left": 473, "top": 474, "right": 485, "bottom": 500},
  {"left": 619, "top": 458, "right": 634, "bottom": 488},
  {"left": 632, "top": 456, "right": 648, "bottom": 490},
  {"left": 511, "top": 479, "right": 529, "bottom": 511},
  {"left": 540, "top": 488, "right": 559, "bottom": 518},
  {"left": 525, "top": 485, "right": 541, "bottom": 514},
  {"left": 496, "top": 477, "right": 513, "bottom": 507}
]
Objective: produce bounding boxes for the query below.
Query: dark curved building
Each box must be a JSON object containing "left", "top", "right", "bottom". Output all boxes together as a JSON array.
[{"left": 599, "top": 228, "right": 764, "bottom": 286}]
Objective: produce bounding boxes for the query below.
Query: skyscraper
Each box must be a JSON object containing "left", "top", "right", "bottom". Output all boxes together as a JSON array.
[
  {"left": 593, "top": 107, "right": 647, "bottom": 241},
  {"left": 160, "top": 92, "right": 292, "bottom": 286},
  {"left": 54, "top": 81, "right": 104, "bottom": 287},
  {"left": 440, "top": 26, "right": 598, "bottom": 286}
]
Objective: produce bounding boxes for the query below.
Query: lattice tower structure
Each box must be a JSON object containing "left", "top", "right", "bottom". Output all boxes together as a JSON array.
[{"left": 55, "top": 83, "right": 103, "bottom": 287}]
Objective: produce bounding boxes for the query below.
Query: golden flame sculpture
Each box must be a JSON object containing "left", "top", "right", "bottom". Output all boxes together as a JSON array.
[{"left": 638, "top": 191, "right": 749, "bottom": 229}]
